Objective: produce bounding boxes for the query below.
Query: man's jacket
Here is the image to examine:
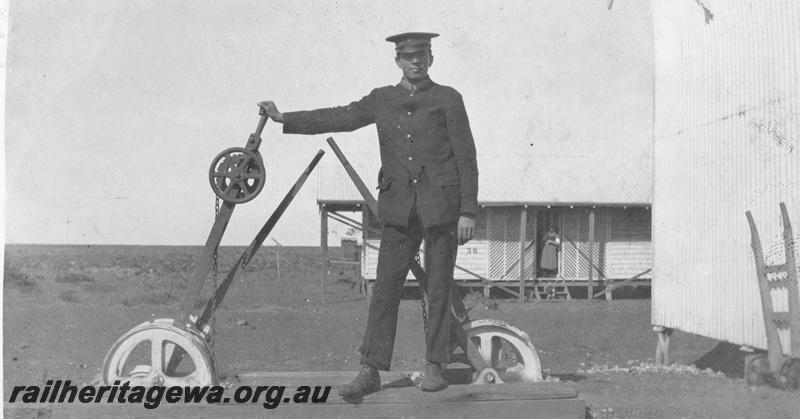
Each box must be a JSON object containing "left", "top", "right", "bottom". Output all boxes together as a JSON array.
[{"left": 283, "top": 79, "right": 479, "bottom": 228}]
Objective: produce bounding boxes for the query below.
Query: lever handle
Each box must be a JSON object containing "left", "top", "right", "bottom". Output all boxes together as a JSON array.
[{"left": 255, "top": 108, "right": 269, "bottom": 138}]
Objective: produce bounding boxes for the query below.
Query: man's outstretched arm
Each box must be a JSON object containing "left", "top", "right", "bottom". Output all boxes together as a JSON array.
[{"left": 258, "top": 90, "right": 377, "bottom": 135}]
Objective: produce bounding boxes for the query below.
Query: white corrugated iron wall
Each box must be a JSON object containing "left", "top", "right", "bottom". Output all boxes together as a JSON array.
[{"left": 651, "top": 0, "right": 800, "bottom": 353}]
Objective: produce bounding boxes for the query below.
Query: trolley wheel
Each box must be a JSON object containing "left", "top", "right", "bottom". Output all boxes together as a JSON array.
[
  {"left": 745, "top": 354, "right": 771, "bottom": 386},
  {"left": 778, "top": 358, "right": 800, "bottom": 391},
  {"left": 457, "top": 319, "right": 543, "bottom": 383},
  {"left": 102, "top": 319, "right": 218, "bottom": 387},
  {"left": 209, "top": 147, "right": 265, "bottom": 204}
]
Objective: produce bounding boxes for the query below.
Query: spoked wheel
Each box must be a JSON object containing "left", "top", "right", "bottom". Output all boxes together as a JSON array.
[
  {"left": 745, "top": 354, "right": 771, "bottom": 386},
  {"left": 454, "top": 319, "right": 543, "bottom": 383},
  {"left": 209, "top": 147, "right": 266, "bottom": 204},
  {"left": 778, "top": 358, "right": 800, "bottom": 391},
  {"left": 102, "top": 319, "right": 218, "bottom": 387}
]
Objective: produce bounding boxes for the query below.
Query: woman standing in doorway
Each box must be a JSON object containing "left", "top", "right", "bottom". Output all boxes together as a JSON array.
[{"left": 540, "top": 226, "right": 561, "bottom": 278}]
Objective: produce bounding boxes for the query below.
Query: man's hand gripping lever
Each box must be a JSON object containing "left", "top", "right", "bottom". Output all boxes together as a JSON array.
[{"left": 258, "top": 101, "right": 284, "bottom": 123}]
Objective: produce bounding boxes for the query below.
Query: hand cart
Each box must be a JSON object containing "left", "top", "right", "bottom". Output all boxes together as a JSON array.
[{"left": 745, "top": 203, "right": 800, "bottom": 391}]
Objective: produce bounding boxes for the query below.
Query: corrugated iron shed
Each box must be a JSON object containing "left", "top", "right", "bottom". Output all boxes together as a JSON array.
[
  {"left": 317, "top": 153, "right": 652, "bottom": 206},
  {"left": 651, "top": 0, "right": 800, "bottom": 354}
]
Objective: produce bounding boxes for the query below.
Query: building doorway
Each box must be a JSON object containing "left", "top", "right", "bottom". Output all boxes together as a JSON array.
[{"left": 537, "top": 208, "right": 561, "bottom": 278}]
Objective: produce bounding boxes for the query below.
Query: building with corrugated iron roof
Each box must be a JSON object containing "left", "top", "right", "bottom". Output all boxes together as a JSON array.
[{"left": 318, "top": 152, "right": 653, "bottom": 300}]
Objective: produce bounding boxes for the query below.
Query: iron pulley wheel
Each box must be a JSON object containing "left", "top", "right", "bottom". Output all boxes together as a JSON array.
[
  {"left": 102, "top": 319, "right": 218, "bottom": 387},
  {"left": 456, "top": 319, "right": 543, "bottom": 383},
  {"left": 209, "top": 147, "right": 266, "bottom": 204},
  {"left": 778, "top": 358, "right": 800, "bottom": 391},
  {"left": 745, "top": 354, "right": 770, "bottom": 386}
]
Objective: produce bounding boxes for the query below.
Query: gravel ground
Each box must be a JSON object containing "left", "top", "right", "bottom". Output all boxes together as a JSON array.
[{"left": 4, "top": 245, "right": 799, "bottom": 418}]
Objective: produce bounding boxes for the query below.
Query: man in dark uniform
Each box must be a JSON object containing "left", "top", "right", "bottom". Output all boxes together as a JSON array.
[{"left": 258, "top": 32, "right": 478, "bottom": 398}]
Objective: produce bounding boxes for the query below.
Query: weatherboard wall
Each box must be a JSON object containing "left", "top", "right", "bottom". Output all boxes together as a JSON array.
[{"left": 360, "top": 205, "right": 653, "bottom": 283}]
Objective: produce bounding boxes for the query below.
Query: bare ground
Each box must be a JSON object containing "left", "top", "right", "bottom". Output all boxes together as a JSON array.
[{"left": 4, "top": 244, "right": 799, "bottom": 418}]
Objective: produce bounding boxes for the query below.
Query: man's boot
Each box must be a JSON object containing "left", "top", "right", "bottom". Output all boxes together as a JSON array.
[
  {"left": 420, "top": 361, "right": 448, "bottom": 392},
  {"left": 338, "top": 363, "right": 381, "bottom": 398}
]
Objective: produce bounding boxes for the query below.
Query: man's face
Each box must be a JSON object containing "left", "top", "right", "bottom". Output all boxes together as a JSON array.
[{"left": 395, "top": 50, "right": 434, "bottom": 81}]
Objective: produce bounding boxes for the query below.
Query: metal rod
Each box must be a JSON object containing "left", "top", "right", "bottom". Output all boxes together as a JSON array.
[
  {"left": 519, "top": 207, "right": 527, "bottom": 303},
  {"left": 245, "top": 111, "right": 270, "bottom": 153},
  {"left": 587, "top": 209, "right": 595, "bottom": 303},
  {"left": 325, "top": 138, "right": 379, "bottom": 215},
  {"left": 173, "top": 201, "right": 235, "bottom": 328},
  {"left": 276, "top": 251, "right": 281, "bottom": 279},
  {"left": 747, "top": 210, "right": 784, "bottom": 370},
  {"left": 175, "top": 108, "right": 273, "bottom": 328},
  {"left": 195, "top": 150, "right": 325, "bottom": 327},
  {"left": 327, "top": 212, "right": 364, "bottom": 231},
  {"left": 532, "top": 209, "right": 539, "bottom": 301},
  {"left": 779, "top": 203, "right": 799, "bottom": 356},
  {"left": 592, "top": 268, "right": 652, "bottom": 299},
  {"left": 321, "top": 205, "right": 328, "bottom": 304},
  {"left": 255, "top": 112, "right": 269, "bottom": 138}
]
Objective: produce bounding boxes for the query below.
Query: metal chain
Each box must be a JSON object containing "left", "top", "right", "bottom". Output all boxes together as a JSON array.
[
  {"left": 417, "top": 252, "right": 428, "bottom": 341},
  {"left": 210, "top": 196, "right": 220, "bottom": 370}
]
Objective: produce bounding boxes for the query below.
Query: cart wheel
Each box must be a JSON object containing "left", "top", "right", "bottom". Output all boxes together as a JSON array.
[
  {"left": 745, "top": 354, "right": 770, "bottom": 386},
  {"left": 209, "top": 147, "right": 266, "bottom": 204},
  {"left": 778, "top": 358, "right": 800, "bottom": 391},
  {"left": 102, "top": 319, "right": 218, "bottom": 387},
  {"left": 460, "top": 319, "right": 543, "bottom": 383}
]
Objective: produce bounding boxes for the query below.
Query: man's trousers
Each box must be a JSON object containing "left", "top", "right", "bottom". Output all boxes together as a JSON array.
[{"left": 360, "top": 207, "right": 459, "bottom": 371}]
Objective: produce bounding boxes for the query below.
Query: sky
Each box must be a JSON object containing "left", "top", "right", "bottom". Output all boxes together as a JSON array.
[{"left": 4, "top": 0, "right": 653, "bottom": 247}]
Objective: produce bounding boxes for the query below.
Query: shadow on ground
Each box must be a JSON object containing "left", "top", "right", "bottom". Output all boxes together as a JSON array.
[{"left": 692, "top": 342, "right": 747, "bottom": 379}]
